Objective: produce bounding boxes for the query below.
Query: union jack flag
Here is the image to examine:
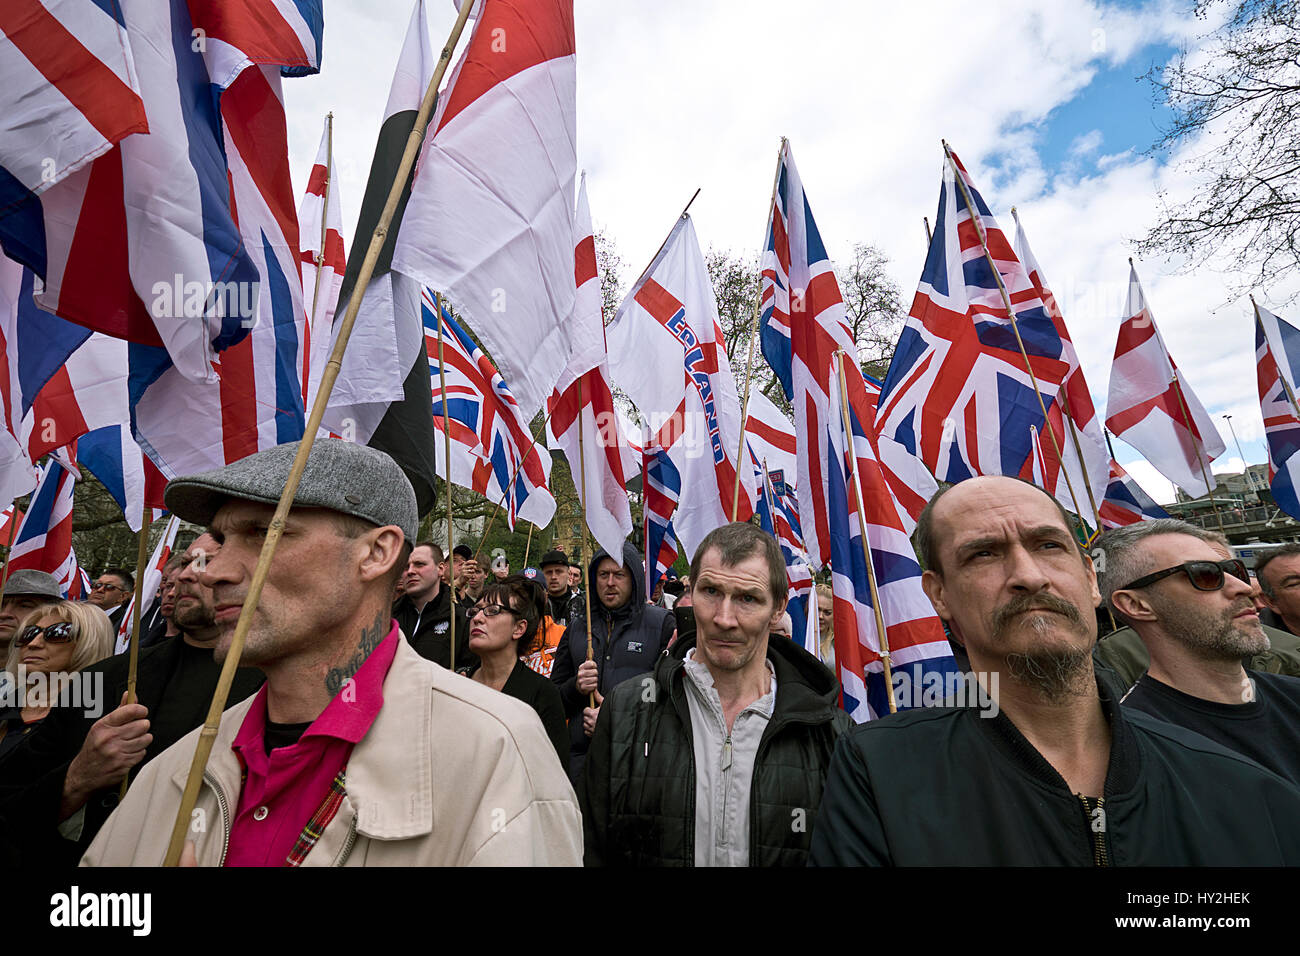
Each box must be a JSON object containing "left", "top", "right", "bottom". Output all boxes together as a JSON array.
[
  {"left": 877, "top": 146, "right": 1071, "bottom": 494},
  {"left": 9, "top": 456, "right": 82, "bottom": 597},
  {"left": 1099, "top": 458, "right": 1171, "bottom": 529},
  {"left": 424, "top": 290, "right": 555, "bottom": 529},
  {"left": 759, "top": 140, "right": 934, "bottom": 570},
  {"left": 755, "top": 460, "right": 816, "bottom": 658},
  {"left": 828, "top": 352, "right": 956, "bottom": 722},
  {"left": 643, "top": 443, "right": 682, "bottom": 599},
  {"left": 1255, "top": 304, "right": 1300, "bottom": 522}
]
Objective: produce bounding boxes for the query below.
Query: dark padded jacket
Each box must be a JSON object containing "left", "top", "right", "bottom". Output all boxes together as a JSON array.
[
  {"left": 808, "top": 665, "right": 1300, "bottom": 865},
  {"left": 579, "top": 632, "right": 853, "bottom": 867},
  {"left": 550, "top": 541, "right": 674, "bottom": 779}
]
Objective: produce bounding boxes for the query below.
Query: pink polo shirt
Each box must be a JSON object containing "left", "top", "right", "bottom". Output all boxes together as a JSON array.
[{"left": 224, "top": 622, "right": 399, "bottom": 867}]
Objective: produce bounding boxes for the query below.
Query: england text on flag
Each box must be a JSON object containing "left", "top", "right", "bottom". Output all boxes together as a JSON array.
[
  {"left": 1104, "top": 262, "right": 1225, "bottom": 497},
  {"left": 425, "top": 291, "right": 555, "bottom": 530},
  {"left": 607, "top": 213, "right": 755, "bottom": 559},
  {"left": 876, "top": 147, "right": 1071, "bottom": 500}
]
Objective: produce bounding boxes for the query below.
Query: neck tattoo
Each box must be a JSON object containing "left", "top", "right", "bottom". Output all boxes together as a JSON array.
[{"left": 325, "top": 611, "right": 388, "bottom": 696}]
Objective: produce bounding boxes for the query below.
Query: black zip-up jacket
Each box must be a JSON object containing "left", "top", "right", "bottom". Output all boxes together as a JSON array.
[
  {"left": 393, "top": 585, "right": 473, "bottom": 670},
  {"left": 579, "top": 632, "right": 853, "bottom": 866},
  {"left": 808, "top": 666, "right": 1300, "bottom": 865},
  {"left": 550, "top": 542, "right": 674, "bottom": 780}
]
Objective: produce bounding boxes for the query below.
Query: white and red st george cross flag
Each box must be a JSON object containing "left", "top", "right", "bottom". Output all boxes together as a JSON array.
[
  {"left": 114, "top": 514, "right": 180, "bottom": 653},
  {"left": 1105, "top": 262, "right": 1225, "bottom": 497},
  {"left": 392, "top": 0, "right": 577, "bottom": 419},
  {"left": 545, "top": 175, "right": 632, "bottom": 559},
  {"left": 606, "top": 213, "right": 756, "bottom": 559},
  {"left": 298, "top": 114, "right": 346, "bottom": 411},
  {"left": 1011, "top": 209, "right": 1110, "bottom": 518}
]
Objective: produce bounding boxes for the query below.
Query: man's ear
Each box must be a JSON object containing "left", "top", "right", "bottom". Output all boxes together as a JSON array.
[
  {"left": 921, "top": 569, "right": 948, "bottom": 619},
  {"left": 1111, "top": 588, "right": 1156, "bottom": 623},
  {"left": 768, "top": 592, "right": 789, "bottom": 631},
  {"left": 359, "top": 527, "right": 406, "bottom": 584}
]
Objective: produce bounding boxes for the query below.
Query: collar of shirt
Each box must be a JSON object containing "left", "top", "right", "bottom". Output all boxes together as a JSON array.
[
  {"left": 233, "top": 620, "right": 400, "bottom": 758},
  {"left": 682, "top": 647, "right": 776, "bottom": 721}
]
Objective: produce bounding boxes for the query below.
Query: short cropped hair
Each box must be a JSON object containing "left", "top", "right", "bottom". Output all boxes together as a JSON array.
[
  {"left": 329, "top": 511, "right": 411, "bottom": 594},
  {"left": 913, "top": 478, "right": 1085, "bottom": 575},
  {"left": 412, "top": 541, "right": 446, "bottom": 564},
  {"left": 1093, "top": 518, "right": 1220, "bottom": 617},
  {"left": 688, "top": 522, "right": 787, "bottom": 607},
  {"left": 1254, "top": 543, "right": 1300, "bottom": 597},
  {"left": 101, "top": 568, "right": 134, "bottom": 592}
]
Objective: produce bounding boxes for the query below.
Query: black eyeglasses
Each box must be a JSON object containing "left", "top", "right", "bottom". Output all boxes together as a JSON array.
[
  {"left": 1120, "top": 559, "right": 1250, "bottom": 593},
  {"left": 16, "top": 622, "right": 77, "bottom": 646},
  {"left": 468, "top": 603, "right": 519, "bottom": 619}
]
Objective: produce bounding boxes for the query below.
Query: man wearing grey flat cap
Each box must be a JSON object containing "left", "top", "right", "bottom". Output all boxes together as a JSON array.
[
  {"left": 0, "top": 570, "right": 62, "bottom": 661},
  {"left": 81, "top": 439, "right": 582, "bottom": 867}
]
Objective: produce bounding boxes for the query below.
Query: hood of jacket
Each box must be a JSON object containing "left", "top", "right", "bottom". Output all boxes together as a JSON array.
[{"left": 587, "top": 540, "right": 645, "bottom": 617}]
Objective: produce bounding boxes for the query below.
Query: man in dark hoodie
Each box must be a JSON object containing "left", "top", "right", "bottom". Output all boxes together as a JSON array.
[
  {"left": 550, "top": 540, "right": 674, "bottom": 784},
  {"left": 578, "top": 522, "right": 851, "bottom": 866}
]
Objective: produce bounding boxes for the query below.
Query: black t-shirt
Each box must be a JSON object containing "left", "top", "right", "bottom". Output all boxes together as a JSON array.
[
  {"left": 1122, "top": 671, "right": 1300, "bottom": 787},
  {"left": 147, "top": 639, "right": 234, "bottom": 751},
  {"left": 263, "top": 719, "right": 311, "bottom": 755}
]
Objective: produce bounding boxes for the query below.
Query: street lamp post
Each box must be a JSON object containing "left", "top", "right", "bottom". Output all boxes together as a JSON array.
[{"left": 1222, "top": 414, "right": 1257, "bottom": 499}]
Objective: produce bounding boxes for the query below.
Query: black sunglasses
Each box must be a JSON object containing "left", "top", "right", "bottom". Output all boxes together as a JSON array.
[
  {"left": 16, "top": 622, "right": 77, "bottom": 646},
  {"left": 1120, "top": 558, "right": 1250, "bottom": 593}
]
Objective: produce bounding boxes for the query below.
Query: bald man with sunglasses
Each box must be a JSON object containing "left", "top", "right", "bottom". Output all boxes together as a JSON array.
[{"left": 1096, "top": 519, "right": 1300, "bottom": 787}]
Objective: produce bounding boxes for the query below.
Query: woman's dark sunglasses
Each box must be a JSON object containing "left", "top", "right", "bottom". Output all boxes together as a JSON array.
[
  {"left": 1120, "top": 558, "right": 1250, "bottom": 593},
  {"left": 16, "top": 622, "right": 77, "bottom": 646}
]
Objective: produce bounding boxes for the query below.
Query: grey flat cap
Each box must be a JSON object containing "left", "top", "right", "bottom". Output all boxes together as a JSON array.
[
  {"left": 3, "top": 569, "right": 62, "bottom": 600},
  {"left": 164, "top": 439, "right": 418, "bottom": 542}
]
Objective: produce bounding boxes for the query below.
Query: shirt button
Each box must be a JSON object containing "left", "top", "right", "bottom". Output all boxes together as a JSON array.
[{"left": 253, "top": 806, "right": 269, "bottom": 821}]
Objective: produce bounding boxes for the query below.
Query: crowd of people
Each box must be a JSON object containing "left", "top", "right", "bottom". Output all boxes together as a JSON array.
[{"left": 0, "top": 439, "right": 1299, "bottom": 866}]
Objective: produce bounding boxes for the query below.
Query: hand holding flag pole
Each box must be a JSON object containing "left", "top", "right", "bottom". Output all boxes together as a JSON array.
[
  {"left": 732, "top": 137, "right": 788, "bottom": 520},
  {"left": 120, "top": 501, "right": 151, "bottom": 799},
  {"left": 161, "top": 0, "right": 480, "bottom": 866},
  {"left": 941, "top": 142, "right": 1090, "bottom": 533}
]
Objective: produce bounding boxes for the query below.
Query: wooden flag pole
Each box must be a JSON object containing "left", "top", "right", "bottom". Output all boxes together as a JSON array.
[
  {"left": 523, "top": 523, "right": 534, "bottom": 568},
  {"left": 119, "top": 502, "right": 152, "bottom": 799},
  {"left": 732, "top": 137, "right": 788, "bottom": 519},
  {"left": 942, "top": 141, "right": 1088, "bottom": 528},
  {"left": 834, "top": 351, "right": 897, "bottom": 714},
  {"left": 161, "top": 0, "right": 478, "bottom": 866},
  {"left": 576, "top": 378, "right": 596, "bottom": 710},
  {"left": 307, "top": 111, "right": 334, "bottom": 348},
  {"left": 435, "top": 291, "right": 457, "bottom": 671}
]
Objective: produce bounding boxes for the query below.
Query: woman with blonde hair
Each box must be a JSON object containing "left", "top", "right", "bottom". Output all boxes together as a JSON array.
[{"left": 0, "top": 600, "right": 114, "bottom": 758}]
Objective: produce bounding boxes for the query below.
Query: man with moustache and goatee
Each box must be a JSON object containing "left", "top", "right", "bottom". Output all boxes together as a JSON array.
[{"left": 808, "top": 476, "right": 1300, "bottom": 866}]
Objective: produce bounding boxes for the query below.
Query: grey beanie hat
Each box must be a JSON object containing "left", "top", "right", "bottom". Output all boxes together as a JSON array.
[{"left": 163, "top": 439, "right": 418, "bottom": 542}]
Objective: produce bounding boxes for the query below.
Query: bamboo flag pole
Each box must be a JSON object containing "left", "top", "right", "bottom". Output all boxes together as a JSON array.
[
  {"left": 576, "top": 378, "right": 596, "bottom": 710},
  {"left": 1008, "top": 206, "right": 1104, "bottom": 535},
  {"left": 435, "top": 291, "right": 457, "bottom": 672},
  {"left": 732, "top": 137, "right": 787, "bottom": 520},
  {"left": 119, "top": 502, "right": 152, "bottom": 799},
  {"left": 834, "top": 351, "right": 896, "bottom": 713},
  {"left": 161, "top": 0, "right": 478, "bottom": 866},
  {"left": 941, "top": 142, "right": 1089, "bottom": 528},
  {"left": 523, "top": 523, "right": 534, "bottom": 568},
  {"left": 307, "top": 112, "right": 334, "bottom": 348}
]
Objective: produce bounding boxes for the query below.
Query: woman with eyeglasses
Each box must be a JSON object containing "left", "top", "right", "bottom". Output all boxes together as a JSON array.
[
  {"left": 0, "top": 601, "right": 114, "bottom": 759},
  {"left": 462, "top": 576, "right": 569, "bottom": 768}
]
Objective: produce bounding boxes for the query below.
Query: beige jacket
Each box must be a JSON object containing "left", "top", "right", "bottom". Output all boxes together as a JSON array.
[{"left": 81, "top": 636, "right": 583, "bottom": 866}]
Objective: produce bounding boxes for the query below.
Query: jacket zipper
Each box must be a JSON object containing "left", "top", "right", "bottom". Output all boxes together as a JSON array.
[
  {"left": 719, "top": 733, "right": 732, "bottom": 853},
  {"left": 332, "top": 817, "right": 358, "bottom": 866},
  {"left": 204, "top": 770, "right": 232, "bottom": 867},
  {"left": 1077, "top": 794, "right": 1109, "bottom": 866}
]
